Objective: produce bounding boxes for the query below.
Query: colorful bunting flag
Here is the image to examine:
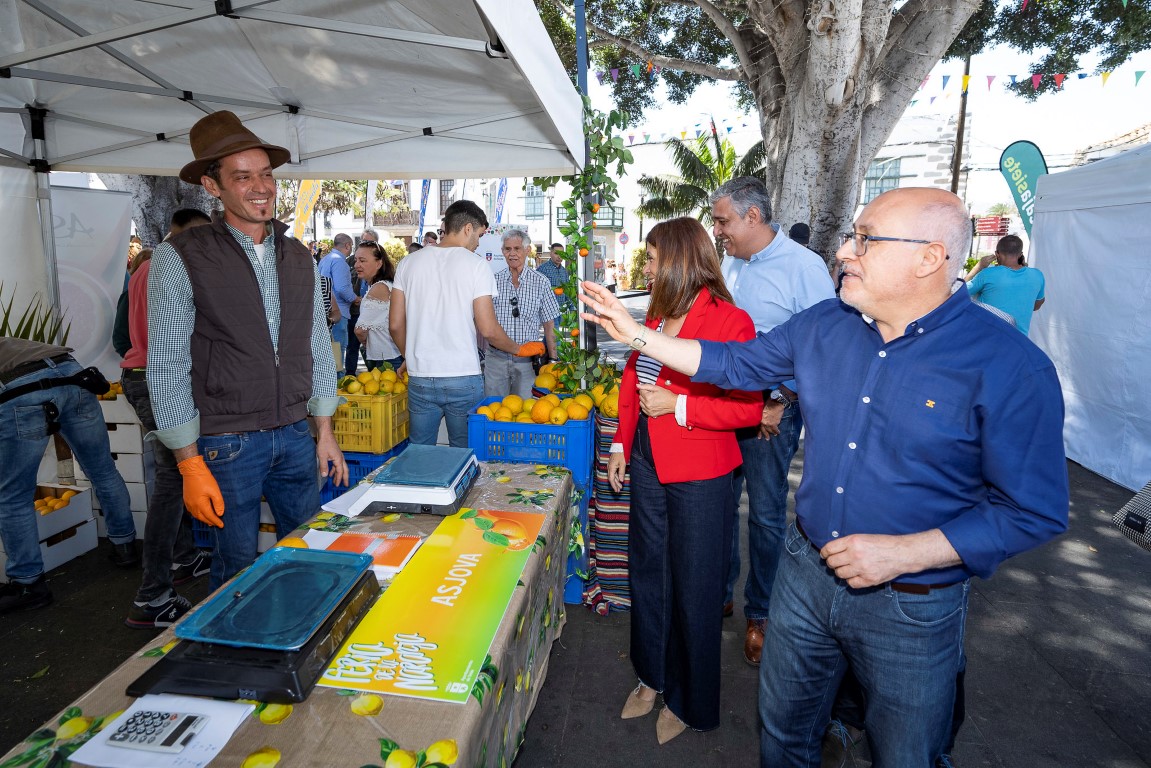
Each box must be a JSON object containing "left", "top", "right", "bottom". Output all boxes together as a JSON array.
[
  {"left": 1031, "top": 74, "right": 1042, "bottom": 89},
  {"left": 942, "top": 75, "right": 951, "bottom": 90},
  {"left": 1009, "top": 75, "right": 1018, "bottom": 85},
  {"left": 1053, "top": 74, "right": 1066, "bottom": 89},
  {"left": 987, "top": 75, "right": 996, "bottom": 90},
  {"left": 1102, "top": 72, "right": 1111, "bottom": 86},
  {"left": 1137, "top": 71, "right": 1146, "bottom": 86},
  {"left": 962, "top": 75, "right": 970, "bottom": 93},
  {"left": 610, "top": 68, "right": 619, "bottom": 82}
]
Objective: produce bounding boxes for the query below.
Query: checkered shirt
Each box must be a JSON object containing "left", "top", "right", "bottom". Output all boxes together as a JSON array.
[{"left": 493, "top": 267, "right": 561, "bottom": 345}]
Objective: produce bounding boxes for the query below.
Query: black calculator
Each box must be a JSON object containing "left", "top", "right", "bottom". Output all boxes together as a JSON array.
[{"left": 107, "top": 711, "right": 207, "bottom": 754}]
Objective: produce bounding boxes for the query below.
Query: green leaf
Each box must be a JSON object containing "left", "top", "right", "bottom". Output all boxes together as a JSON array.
[
  {"left": 460, "top": 509, "right": 478, "bottom": 519},
  {"left": 379, "top": 738, "right": 399, "bottom": 760},
  {"left": 29, "top": 667, "right": 49, "bottom": 680},
  {"left": 474, "top": 516, "right": 495, "bottom": 530},
  {"left": 58, "top": 708, "right": 81, "bottom": 726},
  {"left": 483, "top": 531, "right": 510, "bottom": 547},
  {"left": 0, "top": 744, "right": 51, "bottom": 768}
]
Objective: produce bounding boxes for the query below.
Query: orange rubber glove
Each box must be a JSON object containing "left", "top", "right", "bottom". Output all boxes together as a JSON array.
[
  {"left": 516, "top": 341, "right": 546, "bottom": 358},
  {"left": 177, "top": 455, "right": 225, "bottom": 528}
]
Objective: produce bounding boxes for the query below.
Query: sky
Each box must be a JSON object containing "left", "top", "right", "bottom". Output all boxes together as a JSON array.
[{"left": 588, "top": 42, "right": 1151, "bottom": 214}]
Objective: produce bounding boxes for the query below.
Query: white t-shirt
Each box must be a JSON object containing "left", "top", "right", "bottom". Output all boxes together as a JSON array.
[{"left": 393, "top": 245, "right": 497, "bottom": 377}]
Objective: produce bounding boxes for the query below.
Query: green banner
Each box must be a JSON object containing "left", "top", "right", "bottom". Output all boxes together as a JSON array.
[{"left": 999, "top": 141, "right": 1048, "bottom": 235}]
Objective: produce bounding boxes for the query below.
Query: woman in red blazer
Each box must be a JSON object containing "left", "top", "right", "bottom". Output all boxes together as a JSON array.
[{"left": 609, "top": 217, "right": 762, "bottom": 744}]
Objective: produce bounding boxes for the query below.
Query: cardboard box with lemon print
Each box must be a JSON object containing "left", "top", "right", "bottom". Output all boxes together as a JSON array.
[{"left": 318, "top": 507, "right": 545, "bottom": 703}]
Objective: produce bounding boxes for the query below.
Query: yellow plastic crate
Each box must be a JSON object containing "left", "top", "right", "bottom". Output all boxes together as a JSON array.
[{"left": 333, "top": 392, "right": 409, "bottom": 453}]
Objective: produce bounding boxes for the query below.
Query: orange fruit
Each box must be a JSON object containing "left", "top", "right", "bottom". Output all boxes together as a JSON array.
[
  {"left": 521, "top": 397, "right": 537, "bottom": 414},
  {"left": 476, "top": 406, "right": 494, "bottom": 420},
  {"left": 574, "top": 393, "right": 594, "bottom": 411},
  {"left": 495, "top": 406, "right": 514, "bottom": 422},
  {"left": 591, "top": 203, "right": 600, "bottom": 213},
  {"left": 530, "top": 399, "right": 553, "bottom": 424},
  {"left": 543, "top": 393, "right": 561, "bottom": 407},
  {"left": 570, "top": 328, "right": 579, "bottom": 337},
  {"left": 534, "top": 372, "right": 557, "bottom": 390},
  {"left": 567, "top": 403, "right": 590, "bottom": 420},
  {"left": 392, "top": 381, "right": 407, "bottom": 394},
  {"left": 491, "top": 519, "right": 530, "bottom": 550},
  {"left": 501, "top": 394, "right": 524, "bottom": 413},
  {"left": 548, "top": 407, "right": 569, "bottom": 425},
  {"left": 579, "top": 247, "right": 589, "bottom": 257},
  {"left": 601, "top": 392, "right": 620, "bottom": 418},
  {"left": 277, "top": 537, "right": 308, "bottom": 549}
]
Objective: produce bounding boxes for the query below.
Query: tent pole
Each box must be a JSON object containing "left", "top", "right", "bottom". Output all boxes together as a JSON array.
[{"left": 27, "top": 106, "right": 61, "bottom": 310}]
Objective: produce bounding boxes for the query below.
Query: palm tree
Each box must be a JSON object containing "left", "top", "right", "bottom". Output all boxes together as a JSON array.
[{"left": 635, "top": 129, "right": 767, "bottom": 226}]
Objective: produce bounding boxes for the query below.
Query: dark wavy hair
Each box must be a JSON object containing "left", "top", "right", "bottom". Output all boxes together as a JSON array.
[
  {"left": 645, "top": 217, "right": 733, "bottom": 320},
  {"left": 356, "top": 241, "right": 395, "bottom": 284}
]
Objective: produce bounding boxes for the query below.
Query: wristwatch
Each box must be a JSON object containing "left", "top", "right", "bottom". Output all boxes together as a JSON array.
[{"left": 630, "top": 326, "right": 649, "bottom": 350}]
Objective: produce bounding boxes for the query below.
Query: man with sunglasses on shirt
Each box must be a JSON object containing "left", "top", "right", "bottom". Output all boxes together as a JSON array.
[
  {"left": 0, "top": 338, "right": 140, "bottom": 613},
  {"left": 485, "top": 229, "right": 560, "bottom": 399},
  {"left": 578, "top": 186, "right": 1069, "bottom": 768}
]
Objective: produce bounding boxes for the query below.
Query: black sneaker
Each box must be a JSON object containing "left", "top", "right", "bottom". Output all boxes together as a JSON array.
[
  {"left": 0, "top": 576, "right": 53, "bottom": 614},
  {"left": 125, "top": 593, "right": 192, "bottom": 629},
  {"left": 108, "top": 541, "right": 141, "bottom": 568},
  {"left": 171, "top": 550, "right": 211, "bottom": 586}
]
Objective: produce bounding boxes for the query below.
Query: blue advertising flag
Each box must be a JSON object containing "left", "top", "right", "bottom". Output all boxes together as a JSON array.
[
  {"left": 494, "top": 178, "right": 508, "bottom": 225},
  {"left": 418, "top": 179, "right": 431, "bottom": 238},
  {"left": 998, "top": 141, "right": 1048, "bottom": 235}
]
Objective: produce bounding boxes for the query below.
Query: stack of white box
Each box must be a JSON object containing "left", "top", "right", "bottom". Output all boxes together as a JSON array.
[
  {"left": 0, "top": 484, "right": 97, "bottom": 576},
  {"left": 77, "top": 396, "right": 155, "bottom": 538}
]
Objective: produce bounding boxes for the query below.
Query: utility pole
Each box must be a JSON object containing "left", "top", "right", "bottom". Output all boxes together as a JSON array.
[{"left": 950, "top": 55, "right": 971, "bottom": 195}]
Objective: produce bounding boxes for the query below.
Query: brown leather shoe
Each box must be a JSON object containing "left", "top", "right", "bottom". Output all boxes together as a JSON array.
[
  {"left": 744, "top": 619, "right": 766, "bottom": 666},
  {"left": 722, "top": 601, "right": 734, "bottom": 618},
  {"left": 621, "top": 683, "right": 656, "bottom": 719}
]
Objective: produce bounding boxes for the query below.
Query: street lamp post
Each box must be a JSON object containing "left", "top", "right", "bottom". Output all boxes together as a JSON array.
[
  {"left": 546, "top": 187, "right": 555, "bottom": 245},
  {"left": 638, "top": 193, "right": 646, "bottom": 241}
]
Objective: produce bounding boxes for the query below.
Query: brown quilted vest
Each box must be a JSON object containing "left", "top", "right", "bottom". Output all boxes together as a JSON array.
[{"left": 169, "top": 216, "right": 315, "bottom": 434}]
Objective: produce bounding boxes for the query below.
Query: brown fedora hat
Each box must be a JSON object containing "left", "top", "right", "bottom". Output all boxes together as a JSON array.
[{"left": 179, "top": 110, "right": 291, "bottom": 185}]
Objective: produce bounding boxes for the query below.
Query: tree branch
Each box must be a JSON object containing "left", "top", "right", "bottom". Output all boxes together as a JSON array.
[
  {"left": 548, "top": 0, "right": 742, "bottom": 81},
  {"left": 691, "top": 0, "right": 755, "bottom": 75}
]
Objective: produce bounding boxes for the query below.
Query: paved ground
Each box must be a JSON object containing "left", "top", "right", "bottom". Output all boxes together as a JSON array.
[{"left": 3, "top": 292, "right": 1150, "bottom": 766}]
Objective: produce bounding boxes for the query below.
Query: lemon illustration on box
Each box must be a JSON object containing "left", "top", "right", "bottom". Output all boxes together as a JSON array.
[{"left": 319, "top": 508, "right": 545, "bottom": 703}]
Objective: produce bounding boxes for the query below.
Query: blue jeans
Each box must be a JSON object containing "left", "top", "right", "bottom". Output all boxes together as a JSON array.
[
  {"left": 194, "top": 420, "right": 319, "bottom": 590},
  {"left": 121, "top": 370, "right": 198, "bottom": 602},
  {"left": 759, "top": 523, "right": 968, "bottom": 768},
  {"left": 0, "top": 359, "right": 136, "bottom": 582},
  {"left": 726, "top": 400, "right": 803, "bottom": 618},
  {"left": 407, "top": 375, "right": 483, "bottom": 448},
  {"left": 628, "top": 416, "right": 735, "bottom": 730},
  {"left": 330, "top": 317, "right": 349, "bottom": 374}
]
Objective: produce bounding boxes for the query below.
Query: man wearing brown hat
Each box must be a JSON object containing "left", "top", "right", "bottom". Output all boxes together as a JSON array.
[{"left": 145, "top": 111, "right": 347, "bottom": 613}]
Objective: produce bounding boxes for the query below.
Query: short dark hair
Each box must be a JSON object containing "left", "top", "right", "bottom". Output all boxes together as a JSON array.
[
  {"left": 551, "top": 242, "right": 564, "bottom": 250},
  {"left": 997, "top": 234, "right": 1025, "bottom": 265},
  {"left": 203, "top": 160, "right": 222, "bottom": 185},
  {"left": 333, "top": 233, "right": 353, "bottom": 250},
  {"left": 423, "top": 231, "right": 438, "bottom": 242},
  {"left": 442, "top": 200, "right": 488, "bottom": 235},
  {"left": 171, "top": 208, "right": 210, "bottom": 230},
  {"left": 407, "top": 243, "right": 423, "bottom": 253},
  {"left": 788, "top": 222, "right": 810, "bottom": 246}
]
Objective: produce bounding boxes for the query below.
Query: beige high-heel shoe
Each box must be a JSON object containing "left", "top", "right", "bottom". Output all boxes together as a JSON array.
[
  {"left": 656, "top": 707, "right": 687, "bottom": 745},
  {"left": 620, "top": 683, "right": 656, "bottom": 719}
]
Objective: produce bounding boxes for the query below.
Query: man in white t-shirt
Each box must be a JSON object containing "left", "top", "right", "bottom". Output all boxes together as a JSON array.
[{"left": 390, "top": 200, "right": 544, "bottom": 446}]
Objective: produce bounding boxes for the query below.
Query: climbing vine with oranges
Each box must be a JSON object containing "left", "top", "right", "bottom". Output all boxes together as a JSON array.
[{"left": 534, "top": 96, "right": 634, "bottom": 392}]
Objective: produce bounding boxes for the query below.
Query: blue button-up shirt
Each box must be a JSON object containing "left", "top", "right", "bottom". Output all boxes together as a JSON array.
[
  {"left": 695, "top": 289, "right": 1069, "bottom": 583},
  {"left": 721, "top": 225, "right": 835, "bottom": 392}
]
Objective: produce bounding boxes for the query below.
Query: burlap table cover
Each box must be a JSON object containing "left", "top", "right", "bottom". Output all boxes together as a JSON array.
[{"left": 1, "top": 461, "right": 574, "bottom": 768}]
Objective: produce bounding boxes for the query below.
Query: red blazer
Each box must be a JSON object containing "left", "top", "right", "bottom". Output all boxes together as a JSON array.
[{"left": 614, "top": 287, "right": 763, "bottom": 484}]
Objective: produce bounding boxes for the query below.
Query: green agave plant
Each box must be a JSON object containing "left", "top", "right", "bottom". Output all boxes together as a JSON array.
[{"left": 0, "top": 282, "right": 70, "bottom": 344}]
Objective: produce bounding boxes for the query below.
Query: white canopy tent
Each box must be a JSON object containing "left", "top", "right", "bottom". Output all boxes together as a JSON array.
[
  {"left": 0, "top": 0, "right": 583, "bottom": 305},
  {"left": 1029, "top": 144, "right": 1151, "bottom": 492}
]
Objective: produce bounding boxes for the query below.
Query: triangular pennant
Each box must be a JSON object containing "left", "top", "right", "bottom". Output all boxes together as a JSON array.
[
  {"left": 1031, "top": 74, "right": 1042, "bottom": 89},
  {"left": 595, "top": 71, "right": 605, "bottom": 85},
  {"left": 1077, "top": 72, "right": 1089, "bottom": 80},
  {"left": 910, "top": 99, "right": 918, "bottom": 107},
  {"left": 987, "top": 75, "right": 996, "bottom": 90},
  {"left": 643, "top": 133, "right": 650, "bottom": 142},
  {"left": 628, "top": 134, "right": 634, "bottom": 144},
  {"left": 1123, "top": 0, "right": 1128, "bottom": 6},
  {"left": 962, "top": 75, "right": 970, "bottom": 93},
  {"left": 920, "top": 77, "right": 929, "bottom": 90},
  {"left": 942, "top": 75, "right": 951, "bottom": 90},
  {"left": 726, "top": 126, "right": 732, "bottom": 133},
  {"left": 1022, "top": 0, "right": 1029, "bottom": 10},
  {"left": 680, "top": 131, "right": 686, "bottom": 139},
  {"left": 694, "top": 129, "right": 702, "bottom": 138},
  {"left": 1053, "top": 73, "right": 1066, "bottom": 88},
  {"left": 1137, "top": 71, "right": 1146, "bottom": 86},
  {"left": 629, "top": 64, "right": 641, "bottom": 77},
  {"left": 1009, "top": 75, "right": 1018, "bottom": 85},
  {"left": 610, "top": 68, "right": 619, "bottom": 82},
  {"left": 930, "top": 96, "right": 937, "bottom": 105},
  {"left": 646, "top": 61, "right": 653, "bottom": 73},
  {"left": 1101, "top": 71, "right": 1111, "bottom": 86}
]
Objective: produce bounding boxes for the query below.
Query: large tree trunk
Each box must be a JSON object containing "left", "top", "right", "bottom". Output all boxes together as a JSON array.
[
  {"left": 96, "top": 174, "right": 217, "bottom": 245},
  {"left": 745, "top": 0, "right": 980, "bottom": 266}
]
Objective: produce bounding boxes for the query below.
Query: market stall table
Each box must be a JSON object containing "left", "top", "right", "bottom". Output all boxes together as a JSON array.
[{"left": 0, "top": 461, "right": 577, "bottom": 768}]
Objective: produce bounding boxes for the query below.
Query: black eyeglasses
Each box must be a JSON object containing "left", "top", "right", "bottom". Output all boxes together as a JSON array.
[
  {"left": 42, "top": 402, "right": 61, "bottom": 436},
  {"left": 839, "top": 231, "right": 948, "bottom": 259},
  {"left": 510, "top": 296, "right": 520, "bottom": 319}
]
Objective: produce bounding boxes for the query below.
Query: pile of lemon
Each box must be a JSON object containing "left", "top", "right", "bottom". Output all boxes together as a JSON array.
[
  {"left": 97, "top": 381, "right": 124, "bottom": 401},
  {"left": 532, "top": 363, "right": 621, "bottom": 418},
  {"left": 34, "top": 489, "right": 78, "bottom": 514},
  {"left": 338, "top": 367, "right": 408, "bottom": 396},
  {"left": 476, "top": 392, "right": 595, "bottom": 425}
]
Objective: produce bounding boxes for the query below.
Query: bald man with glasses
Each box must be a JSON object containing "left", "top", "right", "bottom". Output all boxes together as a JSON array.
[{"left": 578, "top": 187, "right": 1069, "bottom": 768}]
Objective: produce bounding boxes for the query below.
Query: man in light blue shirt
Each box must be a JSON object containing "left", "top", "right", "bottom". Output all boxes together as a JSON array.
[
  {"left": 712, "top": 177, "right": 835, "bottom": 666},
  {"left": 320, "top": 233, "right": 358, "bottom": 376},
  {"left": 964, "top": 234, "right": 1045, "bottom": 335}
]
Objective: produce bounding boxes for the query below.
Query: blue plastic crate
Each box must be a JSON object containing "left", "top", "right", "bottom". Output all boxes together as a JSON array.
[
  {"left": 563, "top": 489, "right": 591, "bottom": 604},
  {"left": 467, "top": 397, "right": 593, "bottom": 489},
  {"left": 319, "top": 440, "right": 410, "bottom": 504}
]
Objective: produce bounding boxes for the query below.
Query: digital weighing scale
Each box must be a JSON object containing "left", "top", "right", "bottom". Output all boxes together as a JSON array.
[
  {"left": 333, "top": 444, "right": 480, "bottom": 517},
  {"left": 127, "top": 548, "right": 378, "bottom": 703}
]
